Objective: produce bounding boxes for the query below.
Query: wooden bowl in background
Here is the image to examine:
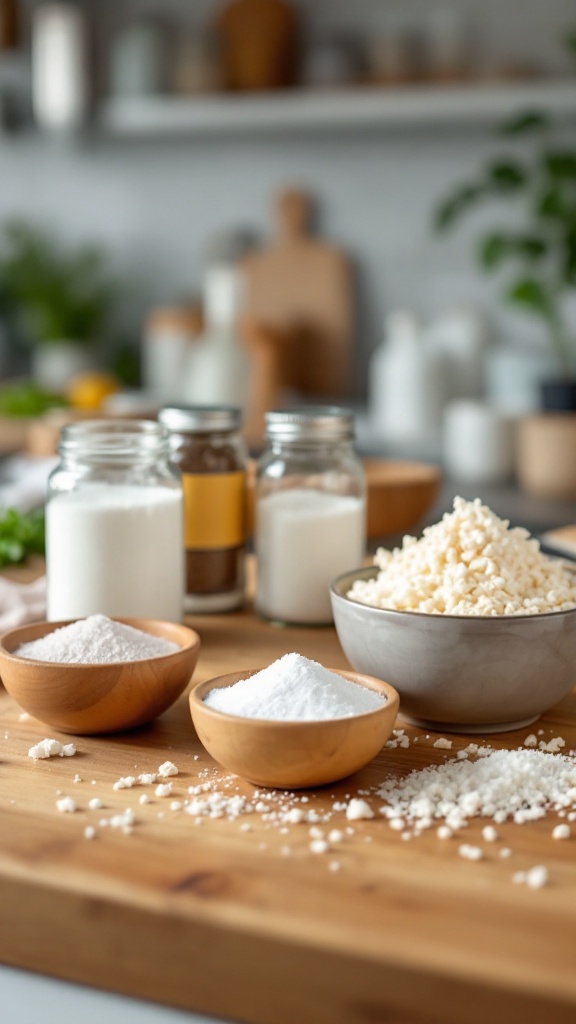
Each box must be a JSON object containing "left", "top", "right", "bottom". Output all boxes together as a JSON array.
[{"left": 0, "top": 618, "right": 200, "bottom": 735}]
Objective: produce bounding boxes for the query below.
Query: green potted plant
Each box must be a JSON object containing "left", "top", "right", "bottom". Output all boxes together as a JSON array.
[
  {"left": 0, "top": 220, "right": 115, "bottom": 391},
  {"left": 434, "top": 41, "right": 576, "bottom": 411}
]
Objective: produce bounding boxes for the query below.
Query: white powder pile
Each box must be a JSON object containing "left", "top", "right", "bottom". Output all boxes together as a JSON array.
[
  {"left": 15, "top": 614, "right": 179, "bottom": 664},
  {"left": 378, "top": 747, "right": 576, "bottom": 830},
  {"left": 348, "top": 496, "right": 576, "bottom": 616},
  {"left": 203, "top": 652, "right": 385, "bottom": 721}
]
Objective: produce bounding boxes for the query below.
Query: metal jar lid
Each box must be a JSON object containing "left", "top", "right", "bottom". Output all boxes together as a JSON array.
[
  {"left": 159, "top": 405, "right": 242, "bottom": 434},
  {"left": 264, "top": 407, "right": 355, "bottom": 442}
]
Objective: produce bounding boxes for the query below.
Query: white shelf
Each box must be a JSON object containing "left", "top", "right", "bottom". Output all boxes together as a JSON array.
[{"left": 100, "top": 80, "right": 576, "bottom": 137}]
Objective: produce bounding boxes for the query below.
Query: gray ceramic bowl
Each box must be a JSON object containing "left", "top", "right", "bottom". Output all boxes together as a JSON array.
[{"left": 330, "top": 566, "right": 576, "bottom": 734}]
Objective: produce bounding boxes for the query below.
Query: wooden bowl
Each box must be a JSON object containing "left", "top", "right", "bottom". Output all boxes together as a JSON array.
[
  {"left": 246, "top": 458, "right": 441, "bottom": 540},
  {"left": 0, "top": 618, "right": 200, "bottom": 735},
  {"left": 189, "top": 669, "right": 399, "bottom": 789}
]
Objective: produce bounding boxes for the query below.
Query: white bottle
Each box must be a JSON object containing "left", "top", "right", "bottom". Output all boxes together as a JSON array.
[
  {"left": 369, "top": 310, "right": 445, "bottom": 443},
  {"left": 426, "top": 304, "right": 488, "bottom": 400},
  {"left": 183, "top": 264, "right": 251, "bottom": 411},
  {"left": 31, "top": 2, "right": 89, "bottom": 133}
]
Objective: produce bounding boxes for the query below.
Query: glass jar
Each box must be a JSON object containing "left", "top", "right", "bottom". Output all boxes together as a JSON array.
[
  {"left": 256, "top": 407, "right": 366, "bottom": 625},
  {"left": 46, "top": 420, "right": 184, "bottom": 622},
  {"left": 158, "top": 405, "right": 247, "bottom": 612}
]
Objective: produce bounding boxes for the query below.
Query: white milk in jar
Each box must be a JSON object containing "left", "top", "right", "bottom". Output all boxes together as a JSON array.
[
  {"left": 255, "top": 408, "right": 366, "bottom": 625},
  {"left": 257, "top": 488, "right": 364, "bottom": 623},
  {"left": 46, "top": 421, "right": 184, "bottom": 622}
]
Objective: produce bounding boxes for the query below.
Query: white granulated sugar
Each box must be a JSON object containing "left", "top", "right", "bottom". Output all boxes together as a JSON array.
[
  {"left": 15, "top": 614, "right": 179, "bottom": 664},
  {"left": 378, "top": 748, "right": 576, "bottom": 830},
  {"left": 433, "top": 738, "right": 453, "bottom": 750},
  {"left": 28, "top": 738, "right": 76, "bottom": 759},
  {"left": 552, "top": 824, "right": 571, "bottom": 840},
  {"left": 348, "top": 497, "right": 576, "bottom": 616},
  {"left": 155, "top": 783, "right": 172, "bottom": 798},
  {"left": 138, "top": 773, "right": 157, "bottom": 785},
  {"left": 113, "top": 776, "right": 136, "bottom": 791},
  {"left": 158, "top": 761, "right": 178, "bottom": 778},
  {"left": 203, "top": 652, "right": 385, "bottom": 721}
]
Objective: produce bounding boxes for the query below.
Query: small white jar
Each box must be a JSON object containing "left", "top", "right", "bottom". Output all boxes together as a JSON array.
[
  {"left": 255, "top": 408, "right": 366, "bottom": 626},
  {"left": 46, "top": 420, "right": 184, "bottom": 622},
  {"left": 443, "top": 400, "right": 515, "bottom": 484}
]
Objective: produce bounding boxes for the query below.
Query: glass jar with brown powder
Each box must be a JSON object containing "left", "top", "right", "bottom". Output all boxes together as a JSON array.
[{"left": 159, "top": 405, "right": 247, "bottom": 613}]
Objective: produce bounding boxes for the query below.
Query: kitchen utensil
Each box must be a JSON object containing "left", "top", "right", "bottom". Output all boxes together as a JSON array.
[
  {"left": 0, "top": 617, "right": 200, "bottom": 734},
  {"left": 330, "top": 565, "right": 576, "bottom": 733},
  {"left": 189, "top": 668, "right": 399, "bottom": 788}
]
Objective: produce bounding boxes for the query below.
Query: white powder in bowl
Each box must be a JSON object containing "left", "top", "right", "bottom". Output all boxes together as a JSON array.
[
  {"left": 15, "top": 614, "right": 179, "bottom": 664},
  {"left": 203, "top": 653, "right": 385, "bottom": 721},
  {"left": 348, "top": 496, "right": 576, "bottom": 616}
]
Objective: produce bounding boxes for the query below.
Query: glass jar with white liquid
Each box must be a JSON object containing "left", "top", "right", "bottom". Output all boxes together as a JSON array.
[
  {"left": 46, "top": 420, "right": 184, "bottom": 622},
  {"left": 256, "top": 407, "right": 366, "bottom": 625}
]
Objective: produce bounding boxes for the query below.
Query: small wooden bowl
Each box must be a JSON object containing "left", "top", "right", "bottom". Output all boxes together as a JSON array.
[
  {"left": 0, "top": 618, "right": 201, "bottom": 735},
  {"left": 189, "top": 669, "right": 399, "bottom": 789}
]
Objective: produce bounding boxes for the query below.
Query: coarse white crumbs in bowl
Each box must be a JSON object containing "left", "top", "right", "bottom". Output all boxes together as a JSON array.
[
  {"left": 347, "top": 497, "right": 576, "bottom": 617},
  {"left": 330, "top": 498, "right": 576, "bottom": 731}
]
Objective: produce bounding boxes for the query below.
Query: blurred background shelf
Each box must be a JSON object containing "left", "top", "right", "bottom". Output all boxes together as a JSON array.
[{"left": 99, "top": 79, "right": 576, "bottom": 137}]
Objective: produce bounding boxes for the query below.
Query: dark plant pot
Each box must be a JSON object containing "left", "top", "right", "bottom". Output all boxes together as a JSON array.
[{"left": 541, "top": 378, "right": 576, "bottom": 412}]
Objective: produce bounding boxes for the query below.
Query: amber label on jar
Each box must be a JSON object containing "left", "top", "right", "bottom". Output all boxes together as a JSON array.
[{"left": 182, "top": 471, "right": 246, "bottom": 549}]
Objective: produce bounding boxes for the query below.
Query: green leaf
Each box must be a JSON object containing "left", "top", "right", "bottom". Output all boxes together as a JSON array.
[
  {"left": 499, "top": 110, "right": 550, "bottom": 135},
  {"left": 0, "top": 508, "right": 45, "bottom": 567},
  {"left": 545, "top": 152, "right": 576, "bottom": 179},
  {"left": 487, "top": 160, "right": 527, "bottom": 191},
  {"left": 478, "top": 233, "right": 511, "bottom": 269},
  {"left": 563, "top": 228, "right": 576, "bottom": 284},
  {"left": 505, "top": 277, "right": 554, "bottom": 316},
  {"left": 536, "top": 184, "right": 570, "bottom": 219},
  {"left": 433, "top": 183, "right": 485, "bottom": 232}
]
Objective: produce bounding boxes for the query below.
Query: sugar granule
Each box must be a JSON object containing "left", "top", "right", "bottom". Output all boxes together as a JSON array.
[{"left": 203, "top": 653, "right": 385, "bottom": 721}]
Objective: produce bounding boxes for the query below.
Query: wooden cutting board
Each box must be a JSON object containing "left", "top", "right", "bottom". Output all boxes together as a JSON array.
[{"left": 1, "top": 603, "right": 576, "bottom": 1024}]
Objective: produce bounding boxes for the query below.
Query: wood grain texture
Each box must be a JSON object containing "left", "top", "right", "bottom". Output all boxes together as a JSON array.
[{"left": 1, "top": 603, "right": 576, "bottom": 1024}]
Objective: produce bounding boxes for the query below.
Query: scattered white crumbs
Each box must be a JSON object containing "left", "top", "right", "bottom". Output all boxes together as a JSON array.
[
  {"left": 458, "top": 844, "right": 483, "bottom": 861},
  {"left": 158, "top": 761, "right": 178, "bottom": 778},
  {"left": 433, "top": 738, "right": 453, "bottom": 750},
  {"left": 482, "top": 826, "right": 498, "bottom": 842},
  {"left": 138, "top": 773, "right": 157, "bottom": 785},
  {"left": 388, "top": 817, "right": 405, "bottom": 831},
  {"left": 19, "top": 712, "right": 30, "bottom": 721},
  {"left": 513, "top": 865, "right": 549, "bottom": 889},
  {"left": 499, "top": 848, "right": 513, "bottom": 858},
  {"left": 552, "top": 824, "right": 571, "bottom": 840},
  {"left": 170, "top": 801, "right": 183, "bottom": 811},
  {"left": 437, "top": 826, "right": 453, "bottom": 840},
  {"left": 378, "top": 747, "right": 576, "bottom": 831},
  {"left": 88, "top": 797, "right": 102, "bottom": 810},
  {"left": 539, "top": 737, "right": 566, "bottom": 754},
  {"left": 346, "top": 798, "right": 374, "bottom": 821},
  {"left": 28, "top": 738, "right": 76, "bottom": 759},
  {"left": 524, "top": 734, "right": 538, "bottom": 748},
  {"left": 310, "top": 839, "right": 330, "bottom": 855},
  {"left": 73, "top": 774, "right": 82, "bottom": 783},
  {"left": 328, "top": 829, "right": 344, "bottom": 843},
  {"left": 139, "top": 794, "right": 150, "bottom": 805},
  {"left": 56, "top": 796, "right": 76, "bottom": 813},
  {"left": 84, "top": 825, "right": 96, "bottom": 840},
  {"left": 113, "top": 776, "right": 136, "bottom": 790},
  {"left": 155, "top": 783, "right": 172, "bottom": 798}
]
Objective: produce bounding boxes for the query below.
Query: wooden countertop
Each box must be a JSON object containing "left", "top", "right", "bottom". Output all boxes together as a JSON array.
[{"left": 1, "top": 599, "right": 576, "bottom": 1024}]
